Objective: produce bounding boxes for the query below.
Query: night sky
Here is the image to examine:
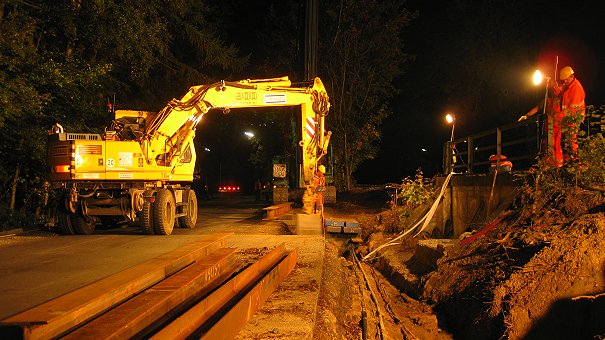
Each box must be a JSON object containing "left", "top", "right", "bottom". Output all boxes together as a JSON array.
[
  {"left": 200, "top": 0, "right": 605, "bottom": 188},
  {"left": 355, "top": 0, "right": 605, "bottom": 183}
]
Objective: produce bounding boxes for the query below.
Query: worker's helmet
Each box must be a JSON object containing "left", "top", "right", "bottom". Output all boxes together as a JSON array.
[
  {"left": 559, "top": 66, "right": 574, "bottom": 80},
  {"left": 318, "top": 165, "right": 326, "bottom": 173}
]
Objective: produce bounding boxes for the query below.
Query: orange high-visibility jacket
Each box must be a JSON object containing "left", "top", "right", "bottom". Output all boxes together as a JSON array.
[{"left": 557, "top": 78, "right": 586, "bottom": 117}]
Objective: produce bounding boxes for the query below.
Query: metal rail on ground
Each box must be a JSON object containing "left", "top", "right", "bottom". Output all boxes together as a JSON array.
[{"left": 0, "top": 235, "right": 297, "bottom": 340}]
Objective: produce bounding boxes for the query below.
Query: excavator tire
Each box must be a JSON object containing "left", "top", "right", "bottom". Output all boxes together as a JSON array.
[
  {"left": 153, "top": 189, "right": 175, "bottom": 235},
  {"left": 56, "top": 209, "right": 76, "bottom": 235},
  {"left": 72, "top": 214, "right": 96, "bottom": 235},
  {"left": 178, "top": 189, "right": 198, "bottom": 228},
  {"left": 141, "top": 190, "right": 155, "bottom": 235}
]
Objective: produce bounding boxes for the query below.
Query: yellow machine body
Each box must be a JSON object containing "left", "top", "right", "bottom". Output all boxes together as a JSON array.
[{"left": 46, "top": 76, "right": 331, "bottom": 235}]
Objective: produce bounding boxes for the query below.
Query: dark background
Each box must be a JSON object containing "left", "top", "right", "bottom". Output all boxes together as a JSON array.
[
  {"left": 354, "top": 0, "right": 604, "bottom": 183},
  {"left": 198, "top": 0, "right": 605, "bottom": 189},
  {"left": 216, "top": 0, "right": 605, "bottom": 186}
]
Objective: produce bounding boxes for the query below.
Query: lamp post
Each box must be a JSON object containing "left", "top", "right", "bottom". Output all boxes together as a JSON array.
[
  {"left": 533, "top": 70, "right": 550, "bottom": 119},
  {"left": 445, "top": 113, "right": 456, "bottom": 173},
  {"left": 532, "top": 70, "right": 549, "bottom": 155},
  {"left": 445, "top": 113, "right": 455, "bottom": 142}
]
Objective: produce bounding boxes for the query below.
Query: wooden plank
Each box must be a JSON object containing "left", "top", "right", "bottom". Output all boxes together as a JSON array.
[
  {"left": 0, "top": 233, "right": 232, "bottom": 340},
  {"left": 63, "top": 248, "right": 239, "bottom": 340},
  {"left": 151, "top": 243, "right": 290, "bottom": 340},
  {"left": 262, "top": 202, "right": 294, "bottom": 220}
]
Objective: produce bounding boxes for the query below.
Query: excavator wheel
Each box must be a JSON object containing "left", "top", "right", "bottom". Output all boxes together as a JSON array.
[
  {"left": 71, "top": 214, "right": 96, "bottom": 235},
  {"left": 178, "top": 189, "right": 198, "bottom": 228},
  {"left": 153, "top": 189, "right": 175, "bottom": 235},
  {"left": 141, "top": 190, "right": 156, "bottom": 235},
  {"left": 56, "top": 209, "right": 76, "bottom": 235}
]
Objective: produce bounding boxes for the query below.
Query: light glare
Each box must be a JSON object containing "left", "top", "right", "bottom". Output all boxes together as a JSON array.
[{"left": 533, "top": 70, "right": 544, "bottom": 86}]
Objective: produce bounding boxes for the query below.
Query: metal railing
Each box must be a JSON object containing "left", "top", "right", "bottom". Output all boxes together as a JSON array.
[{"left": 443, "top": 116, "right": 540, "bottom": 174}]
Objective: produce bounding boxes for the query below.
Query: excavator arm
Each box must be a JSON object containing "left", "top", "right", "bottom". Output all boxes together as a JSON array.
[{"left": 140, "top": 76, "right": 331, "bottom": 189}]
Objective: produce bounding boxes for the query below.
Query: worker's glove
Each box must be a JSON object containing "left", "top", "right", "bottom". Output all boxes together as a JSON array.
[{"left": 517, "top": 115, "right": 527, "bottom": 122}]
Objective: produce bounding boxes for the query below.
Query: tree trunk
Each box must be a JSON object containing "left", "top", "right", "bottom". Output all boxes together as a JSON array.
[
  {"left": 9, "top": 164, "right": 20, "bottom": 210},
  {"left": 0, "top": 2, "right": 4, "bottom": 26},
  {"left": 344, "top": 132, "right": 351, "bottom": 191}
]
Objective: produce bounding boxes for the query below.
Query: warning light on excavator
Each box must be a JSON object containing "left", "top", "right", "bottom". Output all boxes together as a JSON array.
[{"left": 55, "top": 165, "right": 70, "bottom": 173}]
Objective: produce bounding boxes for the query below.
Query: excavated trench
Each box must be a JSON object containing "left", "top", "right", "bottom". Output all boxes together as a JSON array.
[
  {"left": 322, "top": 184, "right": 605, "bottom": 339},
  {"left": 357, "top": 213, "right": 605, "bottom": 340}
]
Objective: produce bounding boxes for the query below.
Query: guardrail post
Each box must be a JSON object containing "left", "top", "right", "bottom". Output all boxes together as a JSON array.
[
  {"left": 443, "top": 142, "right": 452, "bottom": 174},
  {"left": 467, "top": 136, "right": 474, "bottom": 174},
  {"left": 496, "top": 128, "right": 502, "bottom": 167}
]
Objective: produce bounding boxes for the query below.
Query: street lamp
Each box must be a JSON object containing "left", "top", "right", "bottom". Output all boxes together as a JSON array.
[
  {"left": 533, "top": 69, "right": 550, "bottom": 155},
  {"left": 533, "top": 69, "right": 550, "bottom": 117},
  {"left": 445, "top": 113, "right": 455, "bottom": 142},
  {"left": 445, "top": 113, "right": 457, "bottom": 172},
  {"left": 244, "top": 131, "right": 255, "bottom": 138}
]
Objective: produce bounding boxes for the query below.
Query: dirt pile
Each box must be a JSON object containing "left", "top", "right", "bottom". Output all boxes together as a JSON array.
[
  {"left": 422, "top": 193, "right": 605, "bottom": 339},
  {"left": 343, "top": 183, "right": 605, "bottom": 339}
]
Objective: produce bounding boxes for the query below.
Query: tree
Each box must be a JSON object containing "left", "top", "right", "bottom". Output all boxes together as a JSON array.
[
  {"left": 0, "top": 2, "right": 112, "bottom": 216},
  {"left": 0, "top": 0, "right": 248, "bottom": 224},
  {"left": 319, "top": 0, "right": 415, "bottom": 190}
]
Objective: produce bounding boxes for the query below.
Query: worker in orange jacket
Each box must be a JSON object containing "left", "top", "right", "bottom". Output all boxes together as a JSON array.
[
  {"left": 314, "top": 165, "right": 326, "bottom": 215},
  {"left": 553, "top": 66, "right": 585, "bottom": 164}
]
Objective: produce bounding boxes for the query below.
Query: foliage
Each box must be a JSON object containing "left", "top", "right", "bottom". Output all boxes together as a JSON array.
[
  {"left": 517, "top": 135, "right": 605, "bottom": 222},
  {"left": 0, "top": 0, "right": 247, "bottom": 216},
  {"left": 319, "top": 0, "right": 416, "bottom": 190},
  {"left": 0, "top": 203, "right": 37, "bottom": 231},
  {"left": 397, "top": 170, "right": 434, "bottom": 207},
  {"left": 585, "top": 104, "right": 605, "bottom": 137},
  {"left": 386, "top": 169, "right": 435, "bottom": 226},
  {"left": 572, "top": 135, "right": 605, "bottom": 187},
  {"left": 224, "top": 0, "right": 416, "bottom": 189}
]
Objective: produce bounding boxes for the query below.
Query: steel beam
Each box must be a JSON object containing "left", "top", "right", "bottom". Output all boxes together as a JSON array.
[
  {"left": 0, "top": 233, "right": 232, "bottom": 339},
  {"left": 152, "top": 243, "right": 297, "bottom": 340}
]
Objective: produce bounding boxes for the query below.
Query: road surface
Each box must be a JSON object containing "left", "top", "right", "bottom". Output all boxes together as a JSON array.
[{"left": 0, "top": 195, "right": 324, "bottom": 338}]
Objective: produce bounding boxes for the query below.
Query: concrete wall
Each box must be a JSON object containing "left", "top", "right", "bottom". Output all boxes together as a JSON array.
[{"left": 428, "top": 172, "right": 517, "bottom": 238}]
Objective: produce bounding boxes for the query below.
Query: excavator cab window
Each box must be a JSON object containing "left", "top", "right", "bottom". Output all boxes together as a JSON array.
[
  {"left": 180, "top": 145, "right": 192, "bottom": 163},
  {"left": 109, "top": 117, "right": 146, "bottom": 141}
]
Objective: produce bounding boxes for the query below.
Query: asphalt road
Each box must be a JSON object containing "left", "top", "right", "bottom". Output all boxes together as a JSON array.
[{"left": 0, "top": 195, "right": 323, "bottom": 334}]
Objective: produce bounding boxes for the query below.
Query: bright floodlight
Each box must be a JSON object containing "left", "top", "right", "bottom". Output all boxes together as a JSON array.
[
  {"left": 421, "top": 148, "right": 427, "bottom": 152},
  {"left": 244, "top": 131, "right": 255, "bottom": 138},
  {"left": 533, "top": 70, "right": 545, "bottom": 85},
  {"left": 445, "top": 113, "right": 455, "bottom": 124}
]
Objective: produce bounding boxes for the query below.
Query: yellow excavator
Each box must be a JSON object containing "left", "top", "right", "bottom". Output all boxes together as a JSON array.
[{"left": 47, "top": 76, "right": 331, "bottom": 235}]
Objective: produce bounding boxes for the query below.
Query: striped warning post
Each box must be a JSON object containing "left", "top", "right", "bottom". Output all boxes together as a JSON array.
[{"left": 305, "top": 116, "right": 316, "bottom": 139}]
